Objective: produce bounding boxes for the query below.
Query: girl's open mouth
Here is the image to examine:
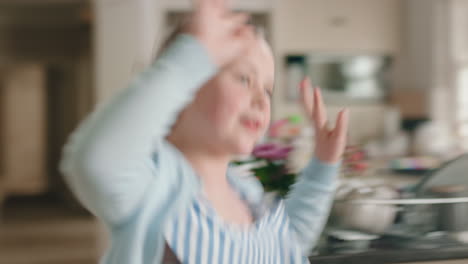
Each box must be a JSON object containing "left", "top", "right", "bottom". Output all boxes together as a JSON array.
[{"left": 241, "top": 119, "right": 261, "bottom": 132}]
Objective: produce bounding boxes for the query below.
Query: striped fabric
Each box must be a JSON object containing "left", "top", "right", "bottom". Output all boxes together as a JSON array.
[{"left": 163, "top": 194, "right": 309, "bottom": 264}]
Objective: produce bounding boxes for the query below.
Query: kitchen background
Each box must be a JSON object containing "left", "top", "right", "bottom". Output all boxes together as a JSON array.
[{"left": 1, "top": 0, "right": 468, "bottom": 263}]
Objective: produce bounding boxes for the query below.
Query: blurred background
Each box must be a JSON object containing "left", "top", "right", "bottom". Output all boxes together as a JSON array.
[{"left": 0, "top": 0, "right": 468, "bottom": 263}]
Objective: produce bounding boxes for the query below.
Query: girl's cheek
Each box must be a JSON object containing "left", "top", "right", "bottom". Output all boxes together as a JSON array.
[
  {"left": 223, "top": 82, "right": 250, "bottom": 109},
  {"left": 222, "top": 93, "right": 245, "bottom": 119}
]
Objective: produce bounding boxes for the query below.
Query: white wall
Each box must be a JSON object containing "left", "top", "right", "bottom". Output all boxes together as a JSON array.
[
  {"left": 396, "top": 0, "right": 434, "bottom": 92},
  {"left": 93, "top": 0, "right": 160, "bottom": 103},
  {"left": 396, "top": 0, "right": 460, "bottom": 126}
]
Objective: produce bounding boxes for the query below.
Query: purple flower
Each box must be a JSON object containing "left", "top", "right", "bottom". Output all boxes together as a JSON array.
[{"left": 252, "top": 143, "right": 293, "bottom": 160}]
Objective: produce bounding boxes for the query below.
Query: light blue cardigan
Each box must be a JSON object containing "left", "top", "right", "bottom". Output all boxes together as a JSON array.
[{"left": 60, "top": 34, "right": 339, "bottom": 264}]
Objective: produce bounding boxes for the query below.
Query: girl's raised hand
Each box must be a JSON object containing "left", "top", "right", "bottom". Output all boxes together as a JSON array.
[
  {"left": 299, "top": 77, "right": 349, "bottom": 164},
  {"left": 184, "top": 0, "right": 255, "bottom": 67}
]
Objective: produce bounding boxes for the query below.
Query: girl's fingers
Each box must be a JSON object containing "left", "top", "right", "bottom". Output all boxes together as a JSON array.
[
  {"left": 232, "top": 24, "right": 255, "bottom": 42},
  {"left": 300, "top": 78, "right": 329, "bottom": 133},
  {"left": 226, "top": 12, "right": 250, "bottom": 32},
  {"left": 230, "top": 25, "right": 255, "bottom": 53},
  {"left": 221, "top": 0, "right": 233, "bottom": 9},
  {"left": 194, "top": 0, "right": 222, "bottom": 14},
  {"left": 299, "top": 78, "right": 314, "bottom": 118},
  {"left": 211, "top": 0, "right": 232, "bottom": 13},
  {"left": 333, "top": 109, "right": 349, "bottom": 142},
  {"left": 193, "top": 0, "right": 207, "bottom": 10},
  {"left": 313, "top": 86, "right": 327, "bottom": 129}
]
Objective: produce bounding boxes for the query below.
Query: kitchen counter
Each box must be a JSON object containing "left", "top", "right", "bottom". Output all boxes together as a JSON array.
[
  {"left": 308, "top": 246, "right": 468, "bottom": 264},
  {"left": 310, "top": 159, "right": 468, "bottom": 264}
]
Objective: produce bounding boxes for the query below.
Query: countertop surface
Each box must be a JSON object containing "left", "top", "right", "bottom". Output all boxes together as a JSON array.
[{"left": 309, "top": 246, "right": 468, "bottom": 264}]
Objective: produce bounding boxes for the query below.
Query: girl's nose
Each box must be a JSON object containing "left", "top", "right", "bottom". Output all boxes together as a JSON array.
[{"left": 251, "top": 84, "right": 268, "bottom": 111}]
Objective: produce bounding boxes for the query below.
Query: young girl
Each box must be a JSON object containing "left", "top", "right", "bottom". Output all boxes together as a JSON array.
[{"left": 60, "top": 0, "right": 348, "bottom": 263}]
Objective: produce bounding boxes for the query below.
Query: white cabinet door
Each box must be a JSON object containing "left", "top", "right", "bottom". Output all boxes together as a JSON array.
[
  {"left": 162, "top": 0, "right": 277, "bottom": 11},
  {"left": 2, "top": 64, "right": 47, "bottom": 195}
]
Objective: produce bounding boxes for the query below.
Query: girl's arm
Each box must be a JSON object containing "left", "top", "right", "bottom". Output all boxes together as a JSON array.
[
  {"left": 284, "top": 158, "right": 339, "bottom": 254},
  {"left": 60, "top": 35, "right": 217, "bottom": 226},
  {"left": 284, "top": 78, "right": 349, "bottom": 254}
]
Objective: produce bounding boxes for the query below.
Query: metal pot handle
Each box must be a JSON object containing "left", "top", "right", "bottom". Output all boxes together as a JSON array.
[{"left": 334, "top": 196, "right": 468, "bottom": 205}]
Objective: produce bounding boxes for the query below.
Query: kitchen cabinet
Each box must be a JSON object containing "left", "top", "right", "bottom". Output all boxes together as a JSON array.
[
  {"left": 0, "top": 1, "right": 93, "bottom": 204},
  {"left": 273, "top": 0, "right": 402, "bottom": 53},
  {"left": 1, "top": 64, "right": 47, "bottom": 195},
  {"left": 270, "top": 0, "right": 403, "bottom": 144},
  {"left": 161, "top": 0, "right": 276, "bottom": 11}
]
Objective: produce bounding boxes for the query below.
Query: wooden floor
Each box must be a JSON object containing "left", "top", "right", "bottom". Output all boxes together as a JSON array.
[{"left": 0, "top": 196, "right": 100, "bottom": 264}]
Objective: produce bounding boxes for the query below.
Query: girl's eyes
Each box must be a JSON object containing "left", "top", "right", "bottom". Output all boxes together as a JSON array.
[
  {"left": 236, "top": 72, "right": 272, "bottom": 99},
  {"left": 237, "top": 73, "right": 251, "bottom": 86}
]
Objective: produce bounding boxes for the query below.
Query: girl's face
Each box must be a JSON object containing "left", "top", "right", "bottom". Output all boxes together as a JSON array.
[{"left": 178, "top": 38, "right": 275, "bottom": 156}]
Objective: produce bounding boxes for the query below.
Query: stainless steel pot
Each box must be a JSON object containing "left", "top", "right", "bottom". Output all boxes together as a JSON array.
[
  {"left": 333, "top": 194, "right": 468, "bottom": 236},
  {"left": 331, "top": 185, "right": 399, "bottom": 234}
]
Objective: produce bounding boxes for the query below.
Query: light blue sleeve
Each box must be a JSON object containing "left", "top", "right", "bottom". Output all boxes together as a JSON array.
[
  {"left": 284, "top": 158, "right": 340, "bottom": 254},
  {"left": 59, "top": 34, "right": 218, "bottom": 226}
]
